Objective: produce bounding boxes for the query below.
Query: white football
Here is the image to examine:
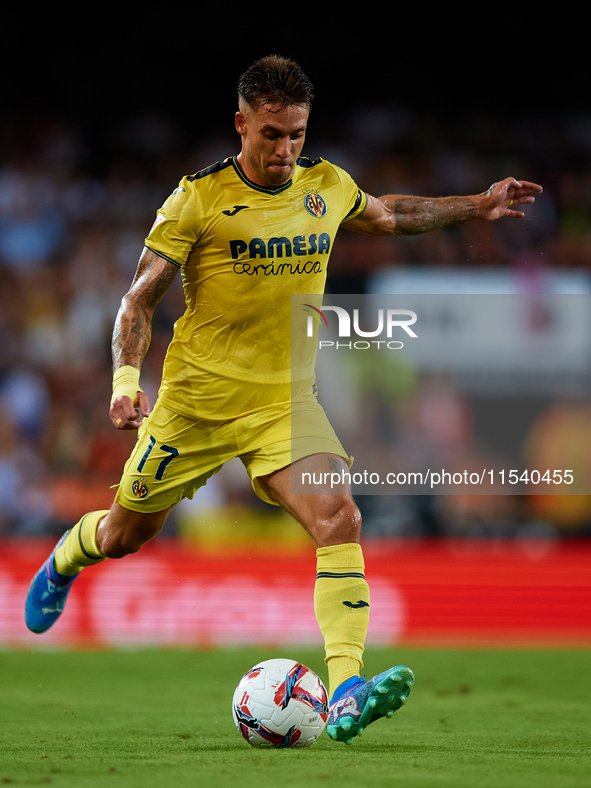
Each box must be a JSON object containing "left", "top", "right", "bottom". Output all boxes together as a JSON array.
[{"left": 232, "top": 658, "right": 329, "bottom": 748}]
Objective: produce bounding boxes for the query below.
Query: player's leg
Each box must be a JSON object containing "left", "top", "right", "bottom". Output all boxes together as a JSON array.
[
  {"left": 257, "top": 454, "right": 413, "bottom": 744},
  {"left": 51, "top": 503, "right": 172, "bottom": 571},
  {"left": 26, "top": 401, "right": 233, "bottom": 635},
  {"left": 257, "top": 454, "right": 368, "bottom": 691},
  {"left": 55, "top": 502, "right": 173, "bottom": 566},
  {"left": 94, "top": 503, "right": 173, "bottom": 558},
  {"left": 25, "top": 401, "right": 179, "bottom": 635},
  {"left": 25, "top": 503, "right": 172, "bottom": 634}
]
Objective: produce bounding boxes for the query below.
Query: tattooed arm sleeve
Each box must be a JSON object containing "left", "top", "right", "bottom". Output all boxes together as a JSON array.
[
  {"left": 344, "top": 178, "right": 542, "bottom": 237},
  {"left": 111, "top": 246, "right": 179, "bottom": 372}
]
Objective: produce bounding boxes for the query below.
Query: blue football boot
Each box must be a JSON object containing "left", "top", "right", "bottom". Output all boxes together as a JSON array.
[
  {"left": 25, "top": 530, "right": 78, "bottom": 633},
  {"left": 327, "top": 665, "right": 414, "bottom": 744}
]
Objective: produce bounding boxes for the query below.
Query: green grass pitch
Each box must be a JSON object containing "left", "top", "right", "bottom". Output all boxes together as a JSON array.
[{"left": 1, "top": 647, "right": 589, "bottom": 787}]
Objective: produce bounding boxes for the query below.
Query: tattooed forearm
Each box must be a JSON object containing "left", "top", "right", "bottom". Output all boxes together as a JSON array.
[
  {"left": 386, "top": 195, "right": 480, "bottom": 235},
  {"left": 346, "top": 179, "right": 540, "bottom": 237},
  {"left": 111, "top": 299, "right": 152, "bottom": 370},
  {"left": 111, "top": 247, "right": 179, "bottom": 372}
]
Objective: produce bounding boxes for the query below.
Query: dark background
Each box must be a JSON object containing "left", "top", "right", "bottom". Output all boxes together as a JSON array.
[{"left": 5, "top": 19, "right": 582, "bottom": 168}]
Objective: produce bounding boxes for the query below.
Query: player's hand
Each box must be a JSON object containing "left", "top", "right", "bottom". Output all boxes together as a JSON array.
[
  {"left": 479, "top": 177, "right": 543, "bottom": 221},
  {"left": 109, "top": 391, "right": 151, "bottom": 430}
]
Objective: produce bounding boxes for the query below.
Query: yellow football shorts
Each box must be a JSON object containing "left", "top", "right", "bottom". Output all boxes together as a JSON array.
[{"left": 114, "top": 391, "right": 351, "bottom": 513}]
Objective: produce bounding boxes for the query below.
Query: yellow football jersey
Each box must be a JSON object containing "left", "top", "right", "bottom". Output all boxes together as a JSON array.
[{"left": 144, "top": 155, "right": 367, "bottom": 421}]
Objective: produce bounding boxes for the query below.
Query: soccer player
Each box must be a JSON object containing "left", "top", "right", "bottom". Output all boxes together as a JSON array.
[{"left": 25, "top": 55, "right": 542, "bottom": 744}]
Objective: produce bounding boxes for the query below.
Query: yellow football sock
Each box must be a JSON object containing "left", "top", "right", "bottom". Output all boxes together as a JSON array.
[
  {"left": 53, "top": 510, "right": 110, "bottom": 576},
  {"left": 314, "top": 542, "right": 370, "bottom": 699}
]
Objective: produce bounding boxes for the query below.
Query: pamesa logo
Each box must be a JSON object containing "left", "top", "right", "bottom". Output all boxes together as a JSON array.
[{"left": 302, "top": 304, "right": 417, "bottom": 350}]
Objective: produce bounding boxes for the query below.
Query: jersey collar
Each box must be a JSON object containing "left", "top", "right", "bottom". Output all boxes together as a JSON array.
[{"left": 231, "top": 156, "right": 294, "bottom": 195}]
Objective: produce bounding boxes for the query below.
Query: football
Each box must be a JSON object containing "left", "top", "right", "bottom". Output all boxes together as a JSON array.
[{"left": 232, "top": 658, "right": 329, "bottom": 748}]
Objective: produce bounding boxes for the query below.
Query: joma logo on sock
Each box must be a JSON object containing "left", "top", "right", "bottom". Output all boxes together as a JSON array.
[{"left": 342, "top": 600, "right": 369, "bottom": 609}]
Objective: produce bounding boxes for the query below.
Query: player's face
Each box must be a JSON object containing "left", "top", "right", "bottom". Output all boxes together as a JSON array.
[{"left": 235, "top": 102, "right": 309, "bottom": 188}]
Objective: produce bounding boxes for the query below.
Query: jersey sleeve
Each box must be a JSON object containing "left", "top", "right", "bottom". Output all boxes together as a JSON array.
[
  {"left": 144, "top": 177, "right": 201, "bottom": 268},
  {"left": 333, "top": 164, "right": 368, "bottom": 225}
]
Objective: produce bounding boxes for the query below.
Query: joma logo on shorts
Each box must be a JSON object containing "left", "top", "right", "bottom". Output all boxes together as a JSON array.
[{"left": 229, "top": 233, "right": 331, "bottom": 260}]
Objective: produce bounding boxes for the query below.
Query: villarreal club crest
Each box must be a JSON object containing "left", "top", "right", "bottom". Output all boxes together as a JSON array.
[{"left": 304, "top": 190, "right": 327, "bottom": 218}]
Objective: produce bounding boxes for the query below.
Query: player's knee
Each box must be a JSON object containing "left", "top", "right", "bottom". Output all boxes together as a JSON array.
[
  {"left": 99, "top": 532, "right": 144, "bottom": 559},
  {"left": 98, "top": 523, "right": 149, "bottom": 558},
  {"left": 314, "top": 498, "right": 362, "bottom": 546},
  {"left": 97, "top": 509, "right": 167, "bottom": 559}
]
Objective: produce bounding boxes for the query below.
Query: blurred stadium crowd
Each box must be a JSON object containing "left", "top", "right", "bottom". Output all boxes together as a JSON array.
[{"left": 1, "top": 103, "right": 590, "bottom": 541}]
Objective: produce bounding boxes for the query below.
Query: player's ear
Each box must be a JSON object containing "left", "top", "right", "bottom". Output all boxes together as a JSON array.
[{"left": 235, "top": 111, "right": 246, "bottom": 136}]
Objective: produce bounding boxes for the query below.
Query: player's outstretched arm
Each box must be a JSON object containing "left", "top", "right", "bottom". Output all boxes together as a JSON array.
[
  {"left": 110, "top": 247, "right": 179, "bottom": 430},
  {"left": 346, "top": 177, "right": 543, "bottom": 236}
]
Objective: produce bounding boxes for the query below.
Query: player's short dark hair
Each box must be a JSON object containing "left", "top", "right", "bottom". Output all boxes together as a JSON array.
[{"left": 237, "top": 55, "right": 314, "bottom": 111}]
